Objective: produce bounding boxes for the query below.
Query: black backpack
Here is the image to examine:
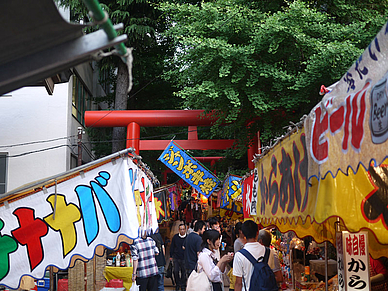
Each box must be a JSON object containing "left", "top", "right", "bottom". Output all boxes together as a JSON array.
[{"left": 239, "top": 247, "right": 278, "bottom": 291}]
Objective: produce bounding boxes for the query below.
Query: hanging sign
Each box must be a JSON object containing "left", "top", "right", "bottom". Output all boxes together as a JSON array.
[
  {"left": 220, "top": 175, "right": 242, "bottom": 209},
  {"left": 0, "top": 158, "right": 157, "bottom": 289},
  {"left": 220, "top": 175, "right": 243, "bottom": 219},
  {"left": 158, "top": 141, "right": 220, "bottom": 197},
  {"left": 127, "top": 158, "right": 158, "bottom": 234},
  {"left": 255, "top": 129, "right": 310, "bottom": 223},
  {"left": 154, "top": 189, "right": 170, "bottom": 223},
  {"left": 242, "top": 174, "right": 254, "bottom": 218},
  {"left": 341, "top": 231, "right": 370, "bottom": 291},
  {"left": 336, "top": 232, "right": 346, "bottom": 291},
  {"left": 168, "top": 186, "right": 177, "bottom": 211}
]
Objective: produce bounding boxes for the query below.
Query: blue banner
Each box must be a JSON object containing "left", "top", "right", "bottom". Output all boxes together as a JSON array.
[
  {"left": 158, "top": 141, "right": 220, "bottom": 197},
  {"left": 220, "top": 175, "right": 242, "bottom": 209}
]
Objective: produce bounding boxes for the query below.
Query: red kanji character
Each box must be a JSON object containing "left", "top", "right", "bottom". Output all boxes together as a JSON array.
[
  {"left": 346, "top": 235, "right": 353, "bottom": 256},
  {"left": 311, "top": 106, "right": 329, "bottom": 163},
  {"left": 342, "top": 83, "right": 368, "bottom": 152},
  {"left": 353, "top": 235, "right": 359, "bottom": 256},
  {"left": 11, "top": 208, "right": 48, "bottom": 271},
  {"left": 329, "top": 105, "right": 345, "bottom": 134},
  {"left": 359, "top": 234, "right": 366, "bottom": 256}
]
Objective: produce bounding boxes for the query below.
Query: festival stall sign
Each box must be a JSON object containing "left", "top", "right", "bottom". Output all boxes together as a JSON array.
[
  {"left": 252, "top": 20, "right": 388, "bottom": 259},
  {"left": 340, "top": 231, "right": 370, "bottom": 291},
  {"left": 254, "top": 128, "right": 310, "bottom": 224},
  {"left": 158, "top": 141, "right": 220, "bottom": 198},
  {"left": 0, "top": 151, "right": 158, "bottom": 290},
  {"left": 154, "top": 188, "right": 170, "bottom": 223},
  {"left": 127, "top": 158, "right": 158, "bottom": 235},
  {"left": 241, "top": 169, "right": 258, "bottom": 219},
  {"left": 220, "top": 175, "right": 243, "bottom": 220},
  {"left": 168, "top": 185, "right": 178, "bottom": 211}
]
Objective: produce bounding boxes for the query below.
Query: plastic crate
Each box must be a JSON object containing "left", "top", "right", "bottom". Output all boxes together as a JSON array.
[
  {"left": 105, "top": 279, "right": 123, "bottom": 288},
  {"left": 57, "top": 279, "right": 68, "bottom": 291},
  {"left": 36, "top": 278, "right": 49, "bottom": 291}
]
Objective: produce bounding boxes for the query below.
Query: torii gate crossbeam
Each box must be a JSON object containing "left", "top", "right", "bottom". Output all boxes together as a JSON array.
[{"left": 85, "top": 110, "right": 258, "bottom": 169}]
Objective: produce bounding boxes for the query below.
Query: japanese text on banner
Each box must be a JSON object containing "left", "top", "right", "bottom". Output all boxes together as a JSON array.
[{"left": 158, "top": 141, "right": 219, "bottom": 197}]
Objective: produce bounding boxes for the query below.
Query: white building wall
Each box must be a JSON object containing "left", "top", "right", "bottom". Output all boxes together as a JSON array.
[{"left": 0, "top": 83, "right": 74, "bottom": 192}]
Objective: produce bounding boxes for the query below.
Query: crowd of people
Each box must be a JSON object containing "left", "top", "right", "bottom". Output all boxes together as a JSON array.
[
  {"left": 130, "top": 217, "right": 285, "bottom": 291},
  {"left": 130, "top": 217, "right": 388, "bottom": 291}
]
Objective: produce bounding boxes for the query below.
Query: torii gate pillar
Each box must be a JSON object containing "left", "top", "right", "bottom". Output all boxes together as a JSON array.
[{"left": 127, "top": 122, "right": 140, "bottom": 152}]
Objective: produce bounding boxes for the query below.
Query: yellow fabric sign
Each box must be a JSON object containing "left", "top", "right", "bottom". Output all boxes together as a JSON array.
[
  {"left": 255, "top": 129, "right": 311, "bottom": 223},
  {"left": 104, "top": 266, "right": 133, "bottom": 291},
  {"left": 254, "top": 129, "right": 388, "bottom": 258}
]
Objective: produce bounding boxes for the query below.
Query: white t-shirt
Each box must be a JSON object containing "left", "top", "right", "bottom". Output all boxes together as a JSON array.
[{"left": 233, "top": 242, "right": 274, "bottom": 291}]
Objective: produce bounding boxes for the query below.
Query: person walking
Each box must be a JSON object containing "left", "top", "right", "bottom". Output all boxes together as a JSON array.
[
  {"left": 233, "top": 222, "right": 245, "bottom": 253},
  {"left": 131, "top": 234, "right": 160, "bottom": 291},
  {"left": 150, "top": 230, "right": 166, "bottom": 291},
  {"left": 170, "top": 223, "right": 187, "bottom": 291},
  {"left": 184, "top": 220, "right": 206, "bottom": 277},
  {"left": 258, "top": 229, "right": 283, "bottom": 284},
  {"left": 233, "top": 220, "right": 276, "bottom": 291},
  {"left": 208, "top": 217, "right": 221, "bottom": 260},
  {"left": 197, "top": 229, "right": 234, "bottom": 291}
]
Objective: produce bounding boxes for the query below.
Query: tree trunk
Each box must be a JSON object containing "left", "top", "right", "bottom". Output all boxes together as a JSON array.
[{"left": 112, "top": 61, "right": 129, "bottom": 153}]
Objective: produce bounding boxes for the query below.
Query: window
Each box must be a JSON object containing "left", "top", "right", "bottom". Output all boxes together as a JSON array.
[
  {"left": 0, "top": 153, "right": 7, "bottom": 194},
  {"left": 72, "top": 75, "right": 92, "bottom": 125}
]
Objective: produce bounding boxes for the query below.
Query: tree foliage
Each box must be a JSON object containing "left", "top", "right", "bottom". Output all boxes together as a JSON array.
[{"left": 159, "top": 0, "right": 388, "bottom": 154}]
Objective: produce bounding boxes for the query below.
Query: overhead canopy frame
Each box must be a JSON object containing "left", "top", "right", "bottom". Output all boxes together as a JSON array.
[{"left": 0, "top": 0, "right": 128, "bottom": 95}]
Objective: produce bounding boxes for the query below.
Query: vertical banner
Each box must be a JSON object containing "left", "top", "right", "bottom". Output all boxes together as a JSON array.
[
  {"left": 220, "top": 175, "right": 242, "bottom": 209},
  {"left": 242, "top": 174, "right": 253, "bottom": 218},
  {"left": 154, "top": 190, "right": 169, "bottom": 223},
  {"left": 220, "top": 175, "right": 243, "bottom": 219},
  {"left": 336, "top": 232, "right": 345, "bottom": 291},
  {"left": 158, "top": 141, "right": 220, "bottom": 197},
  {"left": 342, "top": 231, "right": 370, "bottom": 291},
  {"left": 168, "top": 186, "right": 177, "bottom": 211},
  {"left": 251, "top": 168, "right": 258, "bottom": 216},
  {"left": 127, "top": 158, "right": 158, "bottom": 234}
]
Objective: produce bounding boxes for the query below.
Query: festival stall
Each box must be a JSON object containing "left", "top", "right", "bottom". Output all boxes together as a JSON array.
[
  {"left": 241, "top": 20, "right": 388, "bottom": 291},
  {"left": 0, "top": 149, "right": 158, "bottom": 290}
]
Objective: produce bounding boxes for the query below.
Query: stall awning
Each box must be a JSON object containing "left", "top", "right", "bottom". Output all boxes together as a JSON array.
[
  {"left": 0, "top": 149, "right": 158, "bottom": 289},
  {"left": 0, "top": 0, "right": 128, "bottom": 95},
  {"left": 250, "top": 21, "right": 388, "bottom": 258}
]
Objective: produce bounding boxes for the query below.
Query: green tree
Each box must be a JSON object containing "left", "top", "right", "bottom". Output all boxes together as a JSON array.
[
  {"left": 58, "top": 0, "right": 179, "bottom": 154},
  {"left": 160, "top": 0, "right": 388, "bottom": 155}
]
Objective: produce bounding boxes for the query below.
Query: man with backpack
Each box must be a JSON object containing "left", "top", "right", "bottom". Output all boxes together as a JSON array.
[{"left": 233, "top": 220, "right": 278, "bottom": 291}]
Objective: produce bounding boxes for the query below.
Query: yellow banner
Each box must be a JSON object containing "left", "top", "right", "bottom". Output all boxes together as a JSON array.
[
  {"left": 256, "top": 129, "right": 312, "bottom": 223},
  {"left": 254, "top": 130, "right": 388, "bottom": 258}
]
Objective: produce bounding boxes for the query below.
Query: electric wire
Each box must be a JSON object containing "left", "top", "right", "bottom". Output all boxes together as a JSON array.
[
  {"left": 2, "top": 144, "right": 77, "bottom": 158},
  {"left": 0, "top": 135, "right": 78, "bottom": 149},
  {"left": 81, "top": 142, "right": 96, "bottom": 160},
  {"left": 1, "top": 121, "right": 227, "bottom": 159}
]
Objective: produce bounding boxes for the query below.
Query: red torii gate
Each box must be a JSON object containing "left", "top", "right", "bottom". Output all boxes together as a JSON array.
[{"left": 85, "top": 110, "right": 258, "bottom": 169}]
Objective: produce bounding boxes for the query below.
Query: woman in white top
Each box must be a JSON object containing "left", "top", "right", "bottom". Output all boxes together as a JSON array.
[{"left": 198, "top": 229, "right": 234, "bottom": 291}]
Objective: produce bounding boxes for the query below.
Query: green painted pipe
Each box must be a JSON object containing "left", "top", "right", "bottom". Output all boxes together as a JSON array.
[{"left": 82, "top": 0, "right": 128, "bottom": 62}]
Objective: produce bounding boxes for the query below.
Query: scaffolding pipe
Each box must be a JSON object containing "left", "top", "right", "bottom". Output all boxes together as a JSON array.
[{"left": 82, "top": 0, "right": 128, "bottom": 63}]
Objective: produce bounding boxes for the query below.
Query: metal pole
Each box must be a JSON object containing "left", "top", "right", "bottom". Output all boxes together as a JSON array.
[
  {"left": 77, "top": 127, "right": 86, "bottom": 291},
  {"left": 78, "top": 127, "right": 83, "bottom": 167},
  {"left": 325, "top": 241, "right": 328, "bottom": 291},
  {"left": 93, "top": 255, "right": 96, "bottom": 291},
  {"left": 50, "top": 266, "right": 54, "bottom": 291}
]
